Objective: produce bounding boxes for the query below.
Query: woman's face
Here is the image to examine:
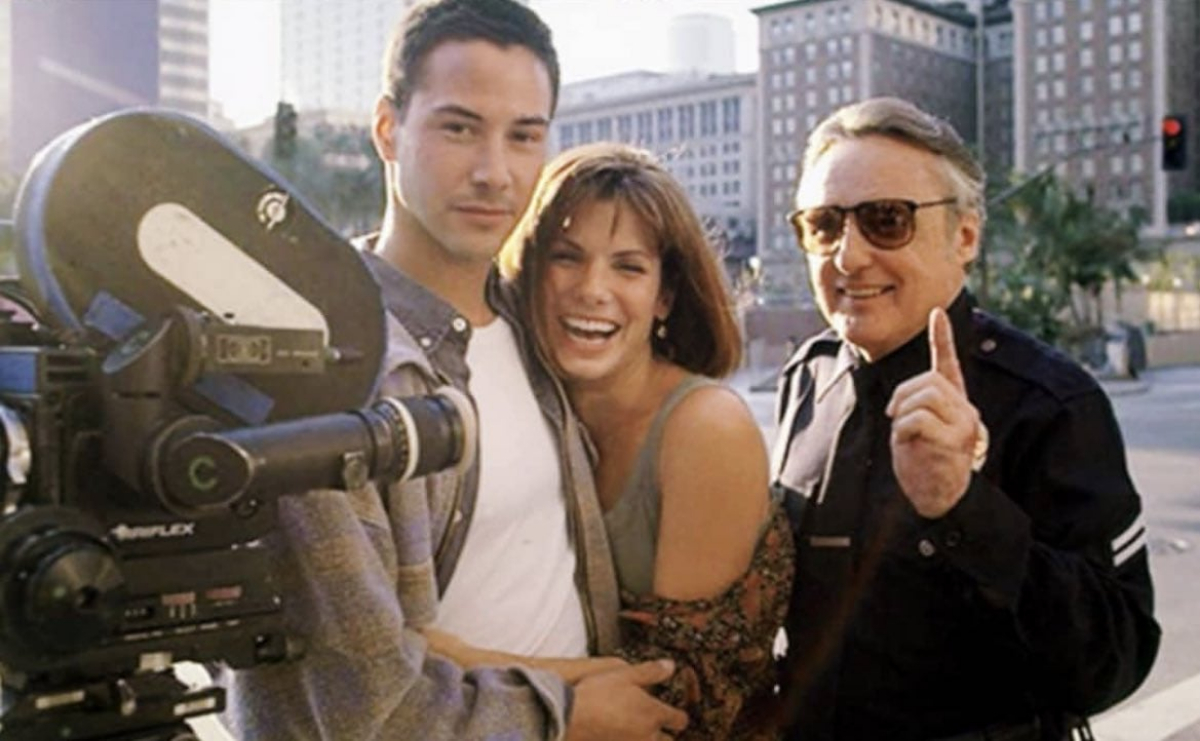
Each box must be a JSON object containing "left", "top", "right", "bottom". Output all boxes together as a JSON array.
[{"left": 537, "top": 198, "right": 670, "bottom": 389}]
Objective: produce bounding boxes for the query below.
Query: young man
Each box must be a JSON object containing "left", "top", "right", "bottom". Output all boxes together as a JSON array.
[
  {"left": 222, "top": 1, "right": 687, "bottom": 738},
  {"left": 772, "top": 97, "right": 1160, "bottom": 740}
]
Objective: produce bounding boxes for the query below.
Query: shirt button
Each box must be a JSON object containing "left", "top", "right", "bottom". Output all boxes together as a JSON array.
[
  {"left": 945, "top": 530, "right": 962, "bottom": 548},
  {"left": 452, "top": 509, "right": 464, "bottom": 524},
  {"left": 918, "top": 538, "right": 937, "bottom": 557},
  {"left": 419, "top": 336, "right": 433, "bottom": 349},
  {"left": 451, "top": 317, "right": 468, "bottom": 333},
  {"left": 980, "top": 338, "right": 998, "bottom": 353}
]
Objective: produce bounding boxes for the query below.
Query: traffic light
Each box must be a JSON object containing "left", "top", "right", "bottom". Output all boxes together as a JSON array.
[
  {"left": 274, "top": 101, "right": 298, "bottom": 159},
  {"left": 1162, "top": 114, "right": 1187, "bottom": 171}
]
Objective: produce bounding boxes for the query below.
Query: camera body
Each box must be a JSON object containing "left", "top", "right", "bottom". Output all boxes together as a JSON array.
[
  {"left": 0, "top": 110, "right": 472, "bottom": 739},
  {"left": 0, "top": 324, "right": 290, "bottom": 687}
]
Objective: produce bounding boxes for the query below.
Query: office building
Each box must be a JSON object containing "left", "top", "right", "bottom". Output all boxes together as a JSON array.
[
  {"left": 1012, "top": 0, "right": 1166, "bottom": 229},
  {"left": 552, "top": 71, "right": 760, "bottom": 273},
  {"left": 280, "top": 0, "right": 417, "bottom": 116},
  {"left": 670, "top": 13, "right": 737, "bottom": 76},
  {"left": 2, "top": 0, "right": 209, "bottom": 175}
]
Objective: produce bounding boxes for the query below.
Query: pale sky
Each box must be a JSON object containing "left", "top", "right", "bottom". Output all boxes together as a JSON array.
[{"left": 209, "top": 0, "right": 765, "bottom": 127}]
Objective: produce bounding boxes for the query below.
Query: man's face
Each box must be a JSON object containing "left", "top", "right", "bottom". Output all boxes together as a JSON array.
[
  {"left": 373, "top": 39, "right": 553, "bottom": 269},
  {"left": 794, "top": 135, "right": 979, "bottom": 361}
]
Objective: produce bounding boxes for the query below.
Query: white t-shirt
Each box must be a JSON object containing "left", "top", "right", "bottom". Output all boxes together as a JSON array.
[{"left": 433, "top": 317, "right": 588, "bottom": 658}]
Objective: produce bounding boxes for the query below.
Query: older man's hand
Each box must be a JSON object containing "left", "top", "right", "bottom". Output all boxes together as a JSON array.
[{"left": 886, "top": 307, "right": 985, "bottom": 519}]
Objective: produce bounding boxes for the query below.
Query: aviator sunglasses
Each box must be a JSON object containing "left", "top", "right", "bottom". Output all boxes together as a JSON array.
[{"left": 788, "top": 197, "right": 958, "bottom": 256}]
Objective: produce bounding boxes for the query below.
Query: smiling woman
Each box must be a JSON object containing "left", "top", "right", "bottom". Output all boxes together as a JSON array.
[{"left": 475, "top": 142, "right": 795, "bottom": 740}]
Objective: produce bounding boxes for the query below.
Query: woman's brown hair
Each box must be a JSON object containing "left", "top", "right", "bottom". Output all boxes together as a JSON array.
[{"left": 500, "top": 142, "right": 742, "bottom": 378}]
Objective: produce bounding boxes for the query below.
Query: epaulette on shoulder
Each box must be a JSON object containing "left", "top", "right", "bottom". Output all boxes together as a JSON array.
[{"left": 969, "top": 309, "right": 1101, "bottom": 403}]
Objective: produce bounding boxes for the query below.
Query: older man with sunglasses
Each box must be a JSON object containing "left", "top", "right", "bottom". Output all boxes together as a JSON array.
[{"left": 771, "top": 97, "right": 1159, "bottom": 741}]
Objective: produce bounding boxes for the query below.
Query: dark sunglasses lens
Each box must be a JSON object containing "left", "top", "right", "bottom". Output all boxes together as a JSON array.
[
  {"left": 857, "top": 200, "right": 914, "bottom": 249},
  {"left": 799, "top": 208, "right": 845, "bottom": 253}
]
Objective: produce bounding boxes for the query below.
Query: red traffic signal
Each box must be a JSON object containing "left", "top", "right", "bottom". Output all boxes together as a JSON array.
[{"left": 1163, "top": 115, "right": 1187, "bottom": 171}]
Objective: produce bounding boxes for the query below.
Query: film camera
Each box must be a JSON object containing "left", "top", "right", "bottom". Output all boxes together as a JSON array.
[{"left": 0, "top": 111, "right": 474, "bottom": 740}]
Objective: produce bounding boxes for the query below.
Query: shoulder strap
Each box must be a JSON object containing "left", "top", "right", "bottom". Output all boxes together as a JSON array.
[{"left": 619, "top": 376, "right": 719, "bottom": 509}]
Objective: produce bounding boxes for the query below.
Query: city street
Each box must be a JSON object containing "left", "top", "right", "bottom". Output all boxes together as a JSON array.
[{"left": 732, "top": 363, "right": 1200, "bottom": 741}]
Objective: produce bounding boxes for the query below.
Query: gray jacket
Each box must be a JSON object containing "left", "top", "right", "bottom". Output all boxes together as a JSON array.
[{"left": 220, "top": 249, "right": 620, "bottom": 740}]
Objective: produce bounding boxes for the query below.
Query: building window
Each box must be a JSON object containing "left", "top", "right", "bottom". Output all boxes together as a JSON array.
[
  {"left": 657, "top": 108, "right": 673, "bottom": 141},
  {"left": 1080, "top": 48, "right": 1093, "bottom": 68},
  {"left": 578, "top": 121, "right": 594, "bottom": 144},
  {"left": 1108, "top": 15, "right": 1124, "bottom": 36},
  {"left": 1109, "top": 43, "right": 1123, "bottom": 63},
  {"left": 1081, "top": 20, "right": 1093, "bottom": 41},
  {"left": 597, "top": 118, "right": 612, "bottom": 141},
  {"left": 722, "top": 97, "right": 741, "bottom": 134},
  {"left": 1128, "top": 11, "right": 1142, "bottom": 34},
  {"left": 559, "top": 124, "right": 575, "bottom": 148},
  {"left": 617, "top": 115, "right": 632, "bottom": 141},
  {"left": 700, "top": 101, "right": 718, "bottom": 136},
  {"left": 636, "top": 111, "right": 653, "bottom": 143},
  {"left": 678, "top": 105, "right": 695, "bottom": 139},
  {"left": 1052, "top": 25, "right": 1065, "bottom": 45},
  {"left": 1129, "top": 41, "right": 1141, "bottom": 62},
  {"left": 1109, "top": 71, "right": 1123, "bottom": 92}
]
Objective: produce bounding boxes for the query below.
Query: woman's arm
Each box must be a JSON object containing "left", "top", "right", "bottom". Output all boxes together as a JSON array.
[
  {"left": 611, "top": 384, "right": 790, "bottom": 739},
  {"left": 654, "top": 385, "right": 770, "bottom": 600},
  {"left": 422, "top": 628, "right": 627, "bottom": 684}
]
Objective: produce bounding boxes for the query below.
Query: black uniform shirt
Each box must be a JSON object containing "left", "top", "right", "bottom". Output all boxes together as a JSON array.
[{"left": 772, "top": 291, "right": 1160, "bottom": 741}]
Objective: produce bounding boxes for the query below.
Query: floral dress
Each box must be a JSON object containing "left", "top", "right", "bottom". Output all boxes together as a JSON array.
[{"left": 616, "top": 503, "right": 795, "bottom": 740}]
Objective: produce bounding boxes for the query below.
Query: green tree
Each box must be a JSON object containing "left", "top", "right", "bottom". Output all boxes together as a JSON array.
[
  {"left": 1167, "top": 189, "right": 1200, "bottom": 223},
  {"left": 263, "top": 122, "right": 384, "bottom": 236},
  {"left": 977, "top": 173, "right": 1154, "bottom": 358}
]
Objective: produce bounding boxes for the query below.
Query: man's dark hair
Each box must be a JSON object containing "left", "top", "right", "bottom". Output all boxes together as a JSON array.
[{"left": 383, "top": 0, "right": 560, "bottom": 116}]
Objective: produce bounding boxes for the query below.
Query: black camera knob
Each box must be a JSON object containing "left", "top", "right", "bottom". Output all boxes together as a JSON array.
[{"left": 0, "top": 507, "right": 126, "bottom": 668}]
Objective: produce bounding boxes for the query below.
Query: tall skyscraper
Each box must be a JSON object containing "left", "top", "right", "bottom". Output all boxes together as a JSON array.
[
  {"left": 1, "top": 0, "right": 210, "bottom": 175},
  {"left": 669, "top": 14, "right": 737, "bottom": 76},
  {"left": 280, "top": 0, "right": 417, "bottom": 117},
  {"left": 1012, "top": 0, "right": 1165, "bottom": 229}
]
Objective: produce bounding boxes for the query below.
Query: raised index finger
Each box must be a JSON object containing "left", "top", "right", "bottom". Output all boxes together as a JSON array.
[{"left": 929, "top": 307, "right": 966, "bottom": 393}]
